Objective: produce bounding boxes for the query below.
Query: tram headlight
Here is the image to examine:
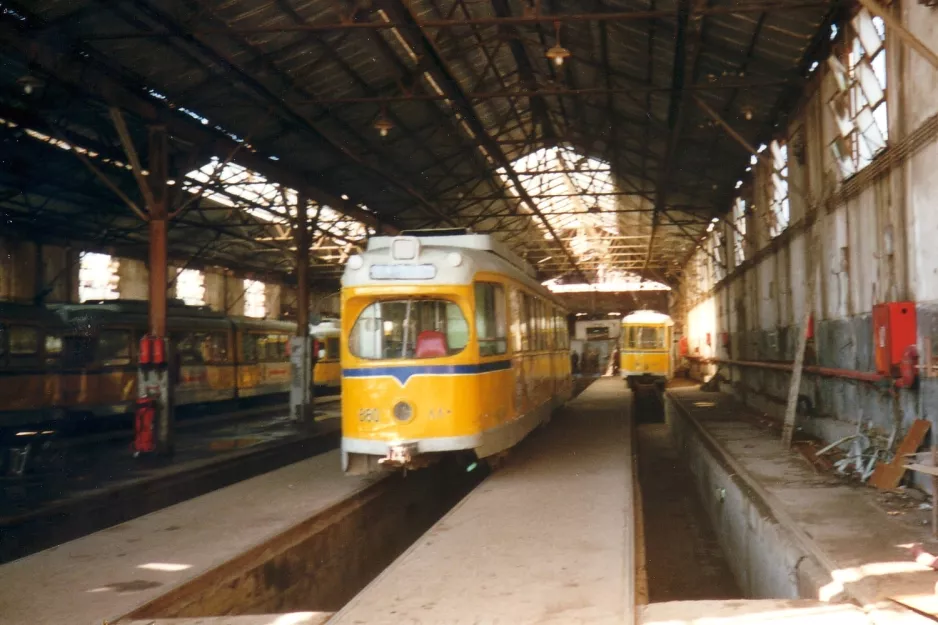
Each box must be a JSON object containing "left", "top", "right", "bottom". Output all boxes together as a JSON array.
[
  {"left": 392, "top": 401, "right": 414, "bottom": 422},
  {"left": 348, "top": 254, "right": 364, "bottom": 270},
  {"left": 446, "top": 252, "right": 463, "bottom": 267}
]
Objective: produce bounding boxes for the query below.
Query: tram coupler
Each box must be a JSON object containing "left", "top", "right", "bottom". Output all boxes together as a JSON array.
[{"left": 378, "top": 442, "right": 417, "bottom": 469}]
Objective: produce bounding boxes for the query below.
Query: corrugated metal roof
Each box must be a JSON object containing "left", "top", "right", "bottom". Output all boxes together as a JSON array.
[{"left": 0, "top": 0, "right": 838, "bottom": 285}]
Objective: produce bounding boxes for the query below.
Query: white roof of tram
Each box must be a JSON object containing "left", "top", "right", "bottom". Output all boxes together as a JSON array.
[
  {"left": 621, "top": 310, "right": 674, "bottom": 325},
  {"left": 345, "top": 233, "right": 561, "bottom": 306}
]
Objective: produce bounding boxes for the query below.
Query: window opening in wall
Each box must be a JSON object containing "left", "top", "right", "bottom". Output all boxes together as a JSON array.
[
  {"left": 175, "top": 268, "right": 205, "bottom": 306},
  {"left": 828, "top": 8, "right": 887, "bottom": 178},
  {"left": 243, "top": 279, "right": 266, "bottom": 318},
  {"left": 696, "top": 251, "right": 709, "bottom": 292},
  {"left": 733, "top": 198, "right": 747, "bottom": 267},
  {"left": 769, "top": 140, "right": 790, "bottom": 238},
  {"left": 79, "top": 252, "right": 119, "bottom": 302},
  {"left": 710, "top": 228, "right": 727, "bottom": 283}
]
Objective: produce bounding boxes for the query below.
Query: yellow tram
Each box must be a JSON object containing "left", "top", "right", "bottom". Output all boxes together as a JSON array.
[
  {"left": 620, "top": 310, "right": 674, "bottom": 389},
  {"left": 340, "top": 231, "right": 572, "bottom": 474},
  {"left": 311, "top": 318, "right": 341, "bottom": 393}
]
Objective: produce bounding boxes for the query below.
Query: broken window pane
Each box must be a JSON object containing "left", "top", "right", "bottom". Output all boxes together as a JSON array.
[
  {"left": 826, "top": 14, "right": 888, "bottom": 179},
  {"left": 856, "top": 58, "right": 884, "bottom": 106},
  {"left": 827, "top": 55, "right": 850, "bottom": 92},
  {"left": 829, "top": 93, "right": 855, "bottom": 138},
  {"left": 733, "top": 198, "right": 747, "bottom": 266},
  {"left": 871, "top": 50, "right": 887, "bottom": 91},
  {"left": 854, "top": 9, "right": 884, "bottom": 58}
]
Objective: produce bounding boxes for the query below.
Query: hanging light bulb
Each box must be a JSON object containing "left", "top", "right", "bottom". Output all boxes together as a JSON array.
[
  {"left": 546, "top": 21, "right": 571, "bottom": 67},
  {"left": 373, "top": 105, "right": 393, "bottom": 137},
  {"left": 17, "top": 75, "right": 43, "bottom": 96}
]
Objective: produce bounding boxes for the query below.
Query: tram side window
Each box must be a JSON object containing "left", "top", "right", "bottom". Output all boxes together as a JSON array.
[
  {"left": 525, "top": 294, "right": 536, "bottom": 352},
  {"left": 326, "top": 337, "right": 340, "bottom": 359},
  {"left": 98, "top": 330, "right": 131, "bottom": 366},
  {"left": 45, "top": 334, "right": 63, "bottom": 366},
  {"left": 8, "top": 325, "right": 39, "bottom": 367},
  {"left": 349, "top": 299, "right": 469, "bottom": 360},
  {"left": 209, "top": 333, "right": 229, "bottom": 363},
  {"left": 509, "top": 290, "right": 526, "bottom": 352},
  {"left": 261, "top": 334, "right": 288, "bottom": 361},
  {"left": 532, "top": 299, "right": 541, "bottom": 351},
  {"left": 474, "top": 282, "right": 507, "bottom": 357},
  {"left": 541, "top": 304, "right": 554, "bottom": 350},
  {"left": 242, "top": 333, "right": 259, "bottom": 363},
  {"left": 176, "top": 332, "right": 203, "bottom": 365},
  {"left": 549, "top": 308, "right": 557, "bottom": 350}
]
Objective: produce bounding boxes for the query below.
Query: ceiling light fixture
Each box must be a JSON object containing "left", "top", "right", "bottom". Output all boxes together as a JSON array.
[
  {"left": 17, "top": 75, "right": 43, "bottom": 96},
  {"left": 546, "top": 21, "right": 571, "bottom": 67},
  {"left": 373, "top": 106, "right": 393, "bottom": 137}
]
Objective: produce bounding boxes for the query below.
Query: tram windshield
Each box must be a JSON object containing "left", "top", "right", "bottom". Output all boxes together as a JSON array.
[
  {"left": 349, "top": 299, "right": 469, "bottom": 360},
  {"left": 624, "top": 325, "right": 666, "bottom": 350}
]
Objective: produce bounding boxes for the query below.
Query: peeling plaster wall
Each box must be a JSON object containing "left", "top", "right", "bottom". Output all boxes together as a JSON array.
[{"left": 674, "top": 8, "right": 937, "bottom": 444}]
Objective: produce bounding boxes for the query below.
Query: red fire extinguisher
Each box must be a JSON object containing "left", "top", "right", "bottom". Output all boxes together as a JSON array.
[{"left": 133, "top": 397, "right": 157, "bottom": 454}]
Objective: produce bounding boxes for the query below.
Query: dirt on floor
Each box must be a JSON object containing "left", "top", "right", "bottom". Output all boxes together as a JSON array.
[{"left": 636, "top": 421, "right": 742, "bottom": 603}]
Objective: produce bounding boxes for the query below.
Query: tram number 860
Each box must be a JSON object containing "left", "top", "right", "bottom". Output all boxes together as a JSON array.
[{"left": 358, "top": 408, "right": 380, "bottom": 423}]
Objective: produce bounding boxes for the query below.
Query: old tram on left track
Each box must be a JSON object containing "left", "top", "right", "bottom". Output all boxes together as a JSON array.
[{"left": 340, "top": 231, "right": 573, "bottom": 475}]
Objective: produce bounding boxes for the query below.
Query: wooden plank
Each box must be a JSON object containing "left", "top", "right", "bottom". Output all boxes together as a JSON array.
[
  {"left": 903, "top": 463, "right": 938, "bottom": 477},
  {"left": 869, "top": 420, "right": 932, "bottom": 489},
  {"left": 781, "top": 236, "right": 818, "bottom": 449}
]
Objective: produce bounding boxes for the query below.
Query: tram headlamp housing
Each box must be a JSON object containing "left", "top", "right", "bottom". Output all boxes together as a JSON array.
[
  {"left": 446, "top": 252, "right": 463, "bottom": 267},
  {"left": 392, "top": 401, "right": 414, "bottom": 422},
  {"left": 348, "top": 254, "right": 364, "bottom": 270}
]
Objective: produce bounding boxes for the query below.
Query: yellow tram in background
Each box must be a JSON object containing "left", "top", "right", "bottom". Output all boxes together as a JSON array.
[
  {"left": 620, "top": 310, "right": 674, "bottom": 389},
  {"left": 340, "top": 231, "right": 572, "bottom": 475},
  {"left": 311, "top": 318, "right": 341, "bottom": 394}
]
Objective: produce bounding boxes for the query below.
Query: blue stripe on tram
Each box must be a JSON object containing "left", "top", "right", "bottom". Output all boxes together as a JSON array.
[{"left": 342, "top": 360, "right": 512, "bottom": 384}]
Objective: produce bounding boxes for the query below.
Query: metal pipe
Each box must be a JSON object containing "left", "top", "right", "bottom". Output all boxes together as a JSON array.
[{"left": 687, "top": 356, "right": 890, "bottom": 384}]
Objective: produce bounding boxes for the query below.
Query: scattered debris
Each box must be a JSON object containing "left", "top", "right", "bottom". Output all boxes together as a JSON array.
[{"left": 870, "top": 420, "right": 932, "bottom": 489}]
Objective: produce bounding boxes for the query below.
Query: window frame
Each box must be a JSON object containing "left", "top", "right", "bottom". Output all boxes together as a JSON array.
[
  {"left": 474, "top": 282, "right": 508, "bottom": 357},
  {"left": 827, "top": 8, "right": 888, "bottom": 179},
  {"left": 733, "top": 197, "right": 748, "bottom": 267},
  {"left": 96, "top": 328, "right": 132, "bottom": 367},
  {"left": 768, "top": 139, "right": 791, "bottom": 238},
  {"left": 348, "top": 298, "right": 470, "bottom": 361}
]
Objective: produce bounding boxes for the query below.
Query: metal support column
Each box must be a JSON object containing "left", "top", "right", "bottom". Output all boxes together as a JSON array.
[
  {"left": 137, "top": 125, "right": 175, "bottom": 456},
  {"left": 290, "top": 193, "right": 314, "bottom": 427}
]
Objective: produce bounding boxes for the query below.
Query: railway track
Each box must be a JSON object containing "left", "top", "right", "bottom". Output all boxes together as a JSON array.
[{"left": 0, "top": 400, "right": 341, "bottom": 563}]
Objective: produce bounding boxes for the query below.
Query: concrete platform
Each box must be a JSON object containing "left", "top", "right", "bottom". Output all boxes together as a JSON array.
[
  {"left": 666, "top": 387, "right": 938, "bottom": 624},
  {"left": 0, "top": 449, "right": 380, "bottom": 625},
  {"left": 641, "top": 599, "right": 872, "bottom": 624},
  {"left": 329, "top": 377, "right": 637, "bottom": 625},
  {"left": 120, "top": 616, "right": 332, "bottom": 625}
]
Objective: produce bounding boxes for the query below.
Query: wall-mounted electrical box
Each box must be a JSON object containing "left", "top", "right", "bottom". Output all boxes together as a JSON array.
[{"left": 873, "top": 302, "right": 917, "bottom": 377}]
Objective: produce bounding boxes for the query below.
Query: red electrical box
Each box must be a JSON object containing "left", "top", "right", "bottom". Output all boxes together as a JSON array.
[{"left": 873, "top": 302, "right": 917, "bottom": 377}]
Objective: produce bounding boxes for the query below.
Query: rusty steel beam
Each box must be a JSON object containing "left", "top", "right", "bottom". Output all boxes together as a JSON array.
[
  {"left": 299, "top": 81, "right": 791, "bottom": 104},
  {"left": 376, "top": 0, "right": 588, "bottom": 282},
  {"left": 148, "top": 125, "right": 169, "bottom": 338},
  {"left": 644, "top": 0, "right": 707, "bottom": 277},
  {"left": 85, "top": 2, "right": 833, "bottom": 38}
]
